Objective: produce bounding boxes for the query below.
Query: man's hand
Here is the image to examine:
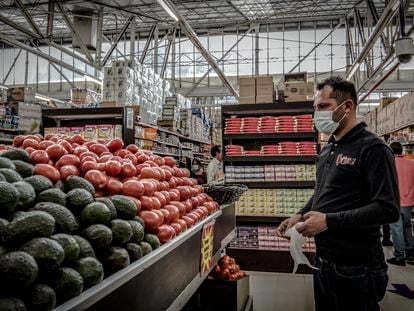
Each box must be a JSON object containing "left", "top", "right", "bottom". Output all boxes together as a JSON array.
[
  {"left": 296, "top": 211, "right": 328, "bottom": 237},
  {"left": 276, "top": 214, "right": 303, "bottom": 237}
]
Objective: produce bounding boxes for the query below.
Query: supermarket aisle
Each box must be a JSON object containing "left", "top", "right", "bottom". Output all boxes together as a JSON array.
[{"left": 249, "top": 247, "right": 414, "bottom": 311}]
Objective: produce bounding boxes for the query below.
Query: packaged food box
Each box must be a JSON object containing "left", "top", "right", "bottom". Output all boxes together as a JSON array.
[
  {"left": 115, "top": 125, "right": 122, "bottom": 139},
  {"left": 98, "top": 124, "right": 114, "bottom": 140},
  {"left": 70, "top": 127, "right": 84, "bottom": 137},
  {"left": 84, "top": 125, "right": 98, "bottom": 140},
  {"left": 44, "top": 127, "right": 56, "bottom": 135},
  {"left": 57, "top": 127, "right": 70, "bottom": 135}
]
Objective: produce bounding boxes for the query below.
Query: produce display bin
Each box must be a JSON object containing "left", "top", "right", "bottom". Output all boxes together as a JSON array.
[{"left": 54, "top": 204, "right": 235, "bottom": 311}]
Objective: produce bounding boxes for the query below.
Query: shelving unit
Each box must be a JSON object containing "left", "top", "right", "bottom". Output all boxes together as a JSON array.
[{"left": 222, "top": 102, "right": 317, "bottom": 273}]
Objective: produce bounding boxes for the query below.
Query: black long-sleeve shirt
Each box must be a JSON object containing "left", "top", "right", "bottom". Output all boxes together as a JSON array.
[{"left": 298, "top": 123, "right": 400, "bottom": 265}]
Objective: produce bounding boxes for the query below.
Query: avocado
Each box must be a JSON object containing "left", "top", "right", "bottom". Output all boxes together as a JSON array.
[
  {"left": 96, "top": 197, "right": 117, "bottom": 220},
  {"left": 13, "top": 160, "right": 34, "bottom": 178},
  {"left": 80, "top": 202, "right": 111, "bottom": 226},
  {"left": 20, "top": 238, "right": 65, "bottom": 272},
  {"left": 55, "top": 180, "right": 65, "bottom": 192},
  {"left": 128, "top": 220, "right": 145, "bottom": 244},
  {"left": 0, "top": 245, "right": 7, "bottom": 256},
  {"left": 0, "top": 297, "right": 27, "bottom": 311},
  {"left": 0, "top": 157, "right": 16, "bottom": 170},
  {"left": 65, "top": 176, "right": 95, "bottom": 195},
  {"left": 104, "top": 247, "right": 130, "bottom": 275},
  {"left": 111, "top": 195, "right": 137, "bottom": 220},
  {"left": 134, "top": 216, "right": 145, "bottom": 228},
  {"left": 30, "top": 202, "right": 79, "bottom": 234},
  {"left": 13, "top": 181, "right": 36, "bottom": 210},
  {"left": 126, "top": 243, "right": 143, "bottom": 262},
  {"left": 140, "top": 241, "right": 152, "bottom": 256},
  {"left": 0, "top": 182, "right": 19, "bottom": 217},
  {"left": 0, "top": 251, "right": 38, "bottom": 292},
  {"left": 24, "top": 175, "right": 54, "bottom": 194},
  {"left": 27, "top": 284, "right": 56, "bottom": 311},
  {"left": 0, "top": 168, "right": 23, "bottom": 183},
  {"left": 144, "top": 234, "right": 161, "bottom": 250},
  {"left": 0, "top": 217, "right": 8, "bottom": 242},
  {"left": 53, "top": 267, "right": 84, "bottom": 304},
  {"left": 110, "top": 219, "right": 133, "bottom": 245},
  {"left": 1, "top": 149, "right": 30, "bottom": 162},
  {"left": 51, "top": 234, "right": 80, "bottom": 264},
  {"left": 82, "top": 224, "right": 113, "bottom": 249},
  {"left": 4, "top": 211, "right": 55, "bottom": 246},
  {"left": 38, "top": 188, "right": 66, "bottom": 206},
  {"left": 72, "top": 257, "right": 104, "bottom": 288},
  {"left": 72, "top": 235, "right": 96, "bottom": 259},
  {"left": 66, "top": 188, "right": 94, "bottom": 215}
]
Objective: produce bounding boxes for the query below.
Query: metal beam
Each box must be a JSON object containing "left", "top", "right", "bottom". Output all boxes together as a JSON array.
[
  {"left": 14, "top": 0, "right": 43, "bottom": 37},
  {"left": 154, "top": 25, "right": 159, "bottom": 74},
  {"left": 346, "top": 0, "right": 400, "bottom": 80},
  {"left": 366, "top": 0, "right": 392, "bottom": 53},
  {"left": 130, "top": 16, "right": 136, "bottom": 64},
  {"left": 103, "top": 35, "right": 128, "bottom": 61},
  {"left": 184, "top": 26, "right": 254, "bottom": 96},
  {"left": 46, "top": 1, "right": 55, "bottom": 38},
  {"left": 95, "top": 6, "right": 104, "bottom": 66},
  {"left": 55, "top": 2, "right": 94, "bottom": 64},
  {"left": 2, "top": 48, "right": 22, "bottom": 85},
  {"left": 101, "top": 16, "right": 134, "bottom": 67},
  {"left": 160, "top": 29, "right": 174, "bottom": 78},
  {"left": 0, "top": 13, "right": 41, "bottom": 39},
  {"left": 0, "top": 33, "right": 99, "bottom": 81},
  {"left": 140, "top": 24, "right": 156, "bottom": 64},
  {"left": 157, "top": 0, "right": 239, "bottom": 98}
]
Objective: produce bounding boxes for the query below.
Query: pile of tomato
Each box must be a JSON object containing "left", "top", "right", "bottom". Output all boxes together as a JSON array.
[
  {"left": 210, "top": 256, "right": 247, "bottom": 281},
  {"left": 11, "top": 134, "right": 220, "bottom": 244}
]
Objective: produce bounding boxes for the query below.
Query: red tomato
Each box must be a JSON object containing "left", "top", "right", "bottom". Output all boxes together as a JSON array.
[
  {"left": 22, "top": 139, "right": 39, "bottom": 149},
  {"left": 136, "top": 163, "right": 150, "bottom": 175},
  {"left": 183, "top": 199, "right": 193, "bottom": 213},
  {"left": 140, "top": 196, "right": 154, "bottom": 210},
  {"left": 25, "top": 135, "right": 42, "bottom": 143},
  {"left": 30, "top": 150, "right": 50, "bottom": 164},
  {"left": 46, "top": 144, "right": 66, "bottom": 162},
  {"left": 80, "top": 156, "right": 97, "bottom": 165},
  {"left": 122, "top": 180, "right": 145, "bottom": 197},
  {"left": 153, "top": 192, "right": 167, "bottom": 207},
  {"left": 138, "top": 210, "right": 160, "bottom": 232},
  {"left": 162, "top": 169, "right": 173, "bottom": 181},
  {"left": 105, "top": 160, "right": 122, "bottom": 177},
  {"left": 163, "top": 156, "right": 176, "bottom": 168},
  {"left": 60, "top": 165, "right": 79, "bottom": 181},
  {"left": 177, "top": 186, "right": 191, "bottom": 201},
  {"left": 83, "top": 141, "right": 96, "bottom": 149},
  {"left": 168, "top": 178, "right": 177, "bottom": 189},
  {"left": 137, "top": 154, "right": 149, "bottom": 164},
  {"left": 203, "top": 202, "right": 216, "bottom": 214},
  {"left": 99, "top": 155, "right": 113, "bottom": 163},
  {"left": 160, "top": 209, "right": 171, "bottom": 225},
  {"left": 126, "top": 144, "right": 139, "bottom": 154},
  {"left": 160, "top": 191, "right": 171, "bottom": 204},
  {"left": 145, "top": 160, "right": 158, "bottom": 167},
  {"left": 106, "top": 138, "right": 124, "bottom": 153},
  {"left": 121, "top": 162, "right": 137, "bottom": 178},
  {"left": 141, "top": 180, "right": 156, "bottom": 196},
  {"left": 158, "top": 181, "right": 170, "bottom": 191},
  {"left": 50, "top": 136, "right": 59, "bottom": 143},
  {"left": 80, "top": 152, "right": 99, "bottom": 162},
  {"left": 105, "top": 178, "right": 123, "bottom": 195},
  {"left": 44, "top": 134, "right": 54, "bottom": 140},
  {"left": 164, "top": 205, "right": 180, "bottom": 222},
  {"left": 73, "top": 146, "right": 89, "bottom": 157},
  {"left": 114, "top": 149, "right": 131, "bottom": 158},
  {"left": 176, "top": 218, "right": 188, "bottom": 232},
  {"left": 124, "top": 154, "right": 137, "bottom": 165},
  {"left": 71, "top": 135, "right": 84, "bottom": 145},
  {"left": 84, "top": 170, "right": 107, "bottom": 189},
  {"left": 169, "top": 189, "right": 180, "bottom": 201},
  {"left": 187, "top": 213, "right": 200, "bottom": 224},
  {"left": 169, "top": 201, "right": 186, "bottom": 217},
  {"left": 57, "top": 154, "right": 80, "bottom": 168},
  {"left": 125, "top": 196, "right": 141, "bottom": 212},
  {"left": 38, "top": 140, "right": 54, "bottom": 150},
  {"left": 150, "top": 155, "right": 165, "bottom": 167},
  {"left": 152, "top": 209, "right": 164, "bottom": 227},
  {"left": 90, "top": 143, "right": 109, "bottom": 156},
  {"left": 170, "top": 222, "right": 183, "bottom": 236},
  {"left": 81, "top": 161, "right": 99, "bottom": 175},
  {"left": 97, "top": 163, "right": 106, "bottom": 171},
  {"left": 155, "top": 224, "right": 175, "bottom": 244},
  {"left": 190, "top": 197, "right": 200, "bottom": 209},
  {"left": 59, "top": 140, "right": 73, "bottom": 153},
  {"left": 181, "top": 215, "right": 194, "bottom": 228},
  {"left": 34, "top": 164, "right": 61, "bottom": 183},
  {"left": 25, "top": 147, "right": 36, "bottom": 155},
  {"left": 13, "top": 135, "right": 26, "bottom": 147},
  {"left": 152, "top": 197, "right": 161, "bottom": 210}
]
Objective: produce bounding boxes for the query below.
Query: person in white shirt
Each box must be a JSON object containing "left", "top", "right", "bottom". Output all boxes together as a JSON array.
[{"left": 206, "top": 145, "right": 224, "bottom": 184}]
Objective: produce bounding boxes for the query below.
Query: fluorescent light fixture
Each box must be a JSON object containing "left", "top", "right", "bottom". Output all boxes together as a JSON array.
[
  {"left": 35, "top": 94, "right": 52, "bottom": 102},
  {"left": 157, "top": 0, "right": 179, "bottom": 22},
  {"left": 359, "top": 103, "right": 380, "bottom": 107},
  {"left": 84, "top": 75, "right": 102, "bottom": 85}
]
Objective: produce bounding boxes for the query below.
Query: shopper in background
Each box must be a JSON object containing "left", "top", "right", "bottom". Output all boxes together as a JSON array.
[
  {"left": 387, "top": 141, "right": 414, "bottom": 266},
  {"left": 190, "top": 159, "right": 207, "bottom": 185},
  {"left": 276, "top": 77, "right": 400, "bottom": 311},
  {"left": 206, "top": 145, "right": 224, "bottom": 184}
]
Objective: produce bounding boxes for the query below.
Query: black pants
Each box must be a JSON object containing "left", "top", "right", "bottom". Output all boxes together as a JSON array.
[
  {"left": 382, "top": 224, "right": 391, "bottom": 241},
  {"left": 314, "top": 257, "right": 389, "bottom": 311}
]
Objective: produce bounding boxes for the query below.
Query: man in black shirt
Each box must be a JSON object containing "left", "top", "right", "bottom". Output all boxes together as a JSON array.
[{"left": 276, "top": 77, "right": 400, "bottom": 311}]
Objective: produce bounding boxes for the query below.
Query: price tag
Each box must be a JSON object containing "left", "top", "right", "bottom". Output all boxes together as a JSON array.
[
  {"left": 126, "top": 108, "right": 134, "bottom": 129},
  {"left": 200, "top": 220, "right": 215, "bottom": 275}
]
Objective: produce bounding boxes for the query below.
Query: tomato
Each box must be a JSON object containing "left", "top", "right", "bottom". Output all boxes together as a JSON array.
[
  {"left": 158, "top": 181, "right": 170, "bottom": 191},
  {"left": 176, "top": 218, "right": 188, "bottom": 232},
  {"left": 114, "top": 149, "right": 130, "bottom": 158},
  {"left": 13, "top": 135, "right": 26, "bottom": 147},
  {"left": 156, "top": 224, "right": 175, "bottom": 244},
  {"left": 58, "top": 140, "right": 73, "bottom": 153},
  {"left": 46, "top": 144, "right": 66, "bottom": 162},
  {"left": 100, "top": 151, "right": 113, "bottom": 157},
  {"left": 84, "top": 170, "right": 107, "bottom": 189},
  {"left": 164, "top": 205, "right": 180, "bottom": 223},
  {"left": 25, "top": 147, "right": 36, "bottom": 156},
  {"left": 38, "top": 140, "right": 54, "bottom": 150},
  {"left": 192, "top": 210, "right": 204, "bottom": 220},
  {"left": 71, "top": 135, "right": 84, "bottom": 145},
  {"left": 169, "top": 189, "right": 180, "bottom": 201},
  {"left": 138, "top": 210, "right": 160, "bottom": 232},
  {"left": 169, "top": 201, "right": 186, "bottom": 217},
  {"left": 140, "top": 196, "right": 153, "bottom": 210},
  {"left": 177, "top": 186, "right": 191, "bottom": 200},
  {"left": 83, "top": 141, "right": 96, "bottom": 149},
  {"left": 150, "top": 155, "right": 165, "bottom": 167},
  {"left": 152, "top": 209, "right": 164, "bottom": 227},
  {"left": 34, "top": 164, "right": 61, "bottom": 183},
  {"left": 104, "top": 160, "right": 122, "bottom": 177},
  {"left": 56, "top": 154, "right": 80, "bottom": 168},
  {"left": 124, "top": 154, "right": 137, "bottom": 165},
  {"left": 73, "top": 146, "right": 89, "bottom": 157},
  {"left": 160, "top": 208, "right": 171, "bottom": 225},
  {"left": 44, "top": 134, "right": 54, "bottom": 140},
  {"left": 97, "top": 162, "right": 106, "bottom": 171},
  {"left": 175, "top": 177, "right": 183, "bottom": 187},
  {"left": 145, "top": 160, "right": 158, "bottom": 167},
  {"left": 106, "top": 138, "right": 124, "bottom": 153},
  {"left": 60, "top": 165, "right": 79, "bottom": 181},
  {"left": 25, "top": 135, "right": 42, "bottom": 143},
  {"left": 160, "top": 191, "right": 171, "bottom": 204},
  {"left": 198, "top": 206, "right": 209, "bottom": 217},
  {"left": 22, "top": 139, "right": 39, "bottom": 149},
  {"left": 141, "top": 180, "right": 156, "bottom": 196},
  {"left": 90, "top": 143, "right": 109, "bottom": 156},
  {"left": 137, "top": 154, "right": 150, "bottom": 164},
  {"left": 190, "top": 197, "right": 200, "bottom": 209},
  {"left": 126, "top": 144, "right": 139, "bottom": 154},
  {"left": 186, "top": 212, "right": 199, "bottom": 224},
  {"left": 49, "top": 136, "right": 59, "bottom": 143},
  {"left": 124, "top": 196, "right": 141, "bottom": 212},
  {"left": 182, "top": 199, "right": 193, "bottom": 213},
  {"left": 163, "top": 156, "right": 176, "bottom": 168},
  {"left": 153, "top": 192, "right": 167, "bottom": 207},
  {"left": 121, "top": 162, "right": 137, "bottom": 178},
  {"left": 152, "top": 197, "right": 161, "bottom": 210},
  {"left": 30, "top": 150, "right": 50, "bottom": 164},
  {"left": 136, "top": 163, "right": 150, "bottom": 175},
  {"left": 80, "top": 152, "right": 99, "bottom": 162},
  {"left": 122, "top": 180, "right": 145, "bottom": 197},
  {"left": 203, "top": 202, "right": 216, "bottom": 214},
  {"left": 99, "top": 154, "right": 113, "bottom": 163},
  {"left": 181, "top": 215, "right": 194, "bottom": 228},
  {"left": 162, "top": 169, "right": 173, "bottom": 181},
  {"left": 170, "top": 222, "right": 182, "bottom": 236},
  {"left": 105, "top": 178, "right": 123, "bottom": 195}
]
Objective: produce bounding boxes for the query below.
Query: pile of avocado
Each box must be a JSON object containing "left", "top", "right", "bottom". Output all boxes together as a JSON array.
[{"left": 0, "top": 149, "right": 160, "bottom": 310}]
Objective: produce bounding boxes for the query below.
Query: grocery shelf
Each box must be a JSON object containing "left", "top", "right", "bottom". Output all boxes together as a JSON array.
[
  {"left": 158, "top": 141, "right": 180, "bottom": 148},
  {"left": 0, "top": 137, "right": 14, "bottom": 143},
  {"left": 181, "top": 145, "right": 193, "bottom": 150},
  {"left": 153, "top": 151, "right": 180, "bottom": 157},
  {"left": 224, "top": 155, "right": 317, "bottom": 163},
  {"left": 42, "top": 107, "right": 124, "bottom": 120},
  {"left": 222, "top": 102, "right": 314, "bottom": 116},
  {"left": 223, "top": 132, "right": 316, "bottom": 140},
  {"left": 241, "top": 180, "right": 315, "bottom": 188},
  {"left": 0, "top": 127, "right": 20, "bottom": 132},
  {"left": 236, "top": 215, "right": 289, "bottom": 224}
]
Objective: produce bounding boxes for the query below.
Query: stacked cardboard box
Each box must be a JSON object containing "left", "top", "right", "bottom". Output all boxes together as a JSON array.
[
  {"left": 7, "top": 87, "right": 35, "bottom": 104},
  {"left": 103, "top": 62, "right": 136, "bottom": 107},
  {"left": 70, "top": 88, "right": 99, "bottom": 106},
  {"left": 256, "top": 77, "right": 274, "bottom": 104},
  {"left": 284, "top": 81, "right": 314, "bottom": 102},
  {"left": 239, "top": 77, "right": 256, "bottom": 104}
]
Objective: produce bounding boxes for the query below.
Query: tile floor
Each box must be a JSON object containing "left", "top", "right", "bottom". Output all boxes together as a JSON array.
[{"left": 248, "top": 247, "right": 414, "bottom": 311}]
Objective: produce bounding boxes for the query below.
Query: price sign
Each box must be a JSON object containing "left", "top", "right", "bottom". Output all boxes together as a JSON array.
[{"left": 200, "top": 220, "right": 215, "bottom": 275}]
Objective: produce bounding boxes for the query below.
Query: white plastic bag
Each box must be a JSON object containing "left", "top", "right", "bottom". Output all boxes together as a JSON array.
[{"left": 285, "top": 222, "right": 318, "bottom": 274}]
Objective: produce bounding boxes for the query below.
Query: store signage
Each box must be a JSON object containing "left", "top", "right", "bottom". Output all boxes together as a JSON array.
[
  {"left": 200, "top": 220, "right": 215, "bottom": 275},
  {"left": 126, "top": 108, "right": 134, "bottom": 129}
]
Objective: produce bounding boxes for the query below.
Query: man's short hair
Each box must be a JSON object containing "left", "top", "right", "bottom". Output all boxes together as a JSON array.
[
  {"left": 390, "top": 141, "right": 403, "bottom": 155},
  {"left": 317, "top": 76, "right": 358, "bottom": 107},
  {"left": 211, "top": 145, "right": 221, "bottom": 157}
]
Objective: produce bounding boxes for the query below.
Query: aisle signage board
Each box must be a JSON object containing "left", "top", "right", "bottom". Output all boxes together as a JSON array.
[{"left": 200, "top": 220, "right": 215, "bottom": 276}]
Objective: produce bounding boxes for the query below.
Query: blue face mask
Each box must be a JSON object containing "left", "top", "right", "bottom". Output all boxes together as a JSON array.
[{"left": 314, "top": 101, "right": 348, "bottom": 134}]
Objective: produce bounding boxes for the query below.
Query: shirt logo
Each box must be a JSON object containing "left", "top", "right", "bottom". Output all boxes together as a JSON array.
[{"left": 336, "top": 154, "right": 357, "bottom": 166}]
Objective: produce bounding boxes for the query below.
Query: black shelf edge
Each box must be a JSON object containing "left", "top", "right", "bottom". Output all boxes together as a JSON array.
[
  {"left": 223, "top": 132, "right": 316, "bottom": 140},
  {"left": 222, "top": 102, "right": 314, "bottom": 116},
  {"left": 42, "top": 107, "right": 124, "bottom": 120},
  {"left": 153, "top": 151, "right": 180, "bottom": 157},
  {"left": 241, "top": 181, "right": 315, "bottom": 188},
  {"left": 224, "top": 155, "right": 317, "bottom": 162},
  {"left": 236, "top": 215, "right": 289, "bottom": 223}
]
